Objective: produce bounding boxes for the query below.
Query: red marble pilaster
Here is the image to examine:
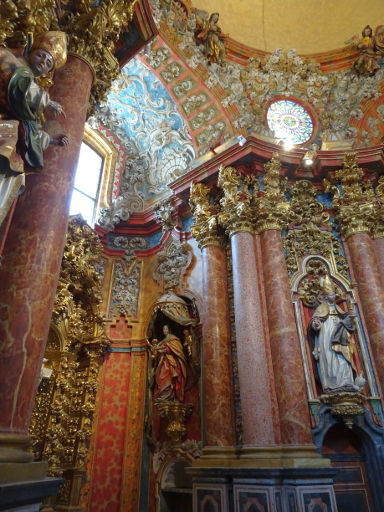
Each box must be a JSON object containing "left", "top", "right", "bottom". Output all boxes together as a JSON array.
[
  {"left": 374, "top": 237, "right": 384, "bottom": 283},
  {"left": 347, "top": 233, "right": 384, "bottom": 392},
  {"left": 231, "top": 231, "right": 279, "bottom": 445},
  {"left": 202, "top": 244, "right": 235, "bottom": 446},
  {"left": 260, "top": 230, "right": 313, "bottom": 445},
  {"left": 0, "top": 56, "right": 93, "bottom": 434}
]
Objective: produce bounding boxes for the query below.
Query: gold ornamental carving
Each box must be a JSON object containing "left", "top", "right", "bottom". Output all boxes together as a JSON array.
[
  {"left": 156, "top": 402, "right": 193, "bottom": 444},
  {"left": 60, "top": 0, "right": 139, "bottom": 109},
  {"left": 283, "top": 180, "right": 349, "bottom": 280},
  {"left": 29, "top": 215, "right": 109, "bottom": 510},
  {"left": 373, "top": 176, "right": 384, "bottom": 239},
  {"left": 320, "top": 392, "right": 365, "bottom": 429},
  {"left": 189, "top": 181, "right": 223, "bottom": 249},
  {"left": 256, "top": 152, "right": 291, "bottom": 233},
  {"left": 325, "top": 152, "right": 376, "bottom": 240},
  {"left": 217, "top": 165, "right": 257, "bottom": 236},
  {"left": 0, "top": 0, "right": 58, "bottom": 49}
]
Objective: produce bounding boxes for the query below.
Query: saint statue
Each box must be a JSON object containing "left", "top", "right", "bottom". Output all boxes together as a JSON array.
[
  {"left": 307, "top": 274, "right": 365, "bottom": 393},
  {"left": 0, "top": 31, "right": 69, "bottom": 225},
  {"left": 149, "top": 324, "right": 187, "bottom": 402},
  {"left": 195, "top": 12, "right": 227, "bottom": 65}
]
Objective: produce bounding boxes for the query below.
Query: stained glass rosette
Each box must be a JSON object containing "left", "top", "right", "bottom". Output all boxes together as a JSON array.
[{"left": 267, "top": 100, "right": 313, "bottom": 145}]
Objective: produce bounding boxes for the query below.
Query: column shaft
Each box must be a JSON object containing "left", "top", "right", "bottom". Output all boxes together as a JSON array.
[
  {"left": 347, "top": 233, "right": 384, "bottom": 391},
  {"left": 260, "top": 230, "right": 312, "bottom": 445},
  {"left": 231, "top": 231, "right": 279, "bottom": 445},
  {"left": 374, "top": 237, "right": 384, "bottom": 283},
  {"left": 202, "top": 244, "right": 235, "bottom": 446},
  {"left": 0, "top": 56, "right": 93, "bottom": 434}
]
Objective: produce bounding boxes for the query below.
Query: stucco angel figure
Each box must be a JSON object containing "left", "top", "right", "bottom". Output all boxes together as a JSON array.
[
  {"left": 148, "top": 324, "right": 187, "bottom": 402},
  {"left": 194, "top": 11, "right": 228, "bottom": 65},
  {"left": 307, "top": 274, "right": 365, "bottom": 393},
  {"left": 352, "top": 25, "right": 380, "bottom": 75},
  {"left": 0, "top": 31, "right": 69, "bottom": 225}
]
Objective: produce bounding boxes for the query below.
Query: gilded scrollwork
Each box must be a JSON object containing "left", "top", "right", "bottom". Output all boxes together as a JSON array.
[
  {"left": 283, "top": 180, "right": 349, "bottom": 280},
  {"left": 189, "top": 181, "right": 222, "bottom": 248},
  {"left": 29, "top": 215, "right": 109, "bottom": 509},
  {"left": 217, "top": 165, "right": 257, "bottom": 235},
  {"left": 326, "top": 152, "right": 376, "bottom": 239},
  {"left": 60, "top": 0, "right": 139, "bottom": 109},
  {"left": 256, "top": 152, "right": 291, "bottom": 233},
  {"left": 0, "top": 0, "right": 58, "bottom": 49},
  {"left": 373, "top": 175, "right": 384, "bottom": 239}
]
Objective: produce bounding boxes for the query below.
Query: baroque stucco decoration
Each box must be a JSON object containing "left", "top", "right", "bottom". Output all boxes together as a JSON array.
[
  {"left": 109, "top": 235, "right": 148, "bottom": 318},
  {"left": 149, "top": 0, "right": 384, "bottom": 145},
  {"left": 92, "top": 56, "right": 195, "bottom": 230}
]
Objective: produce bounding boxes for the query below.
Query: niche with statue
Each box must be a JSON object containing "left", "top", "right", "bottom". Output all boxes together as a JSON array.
[
  {"left": 146, "top": 290, "right": 201, "bottom": 445},
  {"left": 292, "top": 256, "right": 378, "bottom": 428}
]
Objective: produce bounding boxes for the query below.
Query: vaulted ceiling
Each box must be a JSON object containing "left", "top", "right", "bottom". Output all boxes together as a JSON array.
[{"left": 192, "top": 0, "right": 384, "bottom": 54}]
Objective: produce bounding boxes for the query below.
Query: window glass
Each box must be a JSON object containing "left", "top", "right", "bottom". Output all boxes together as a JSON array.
[
  {"left": 267, "top": 100, "right": 313, "bottom": 145},
  {"left": 69, "top": 142, "right": 103, "bottom": 225}
]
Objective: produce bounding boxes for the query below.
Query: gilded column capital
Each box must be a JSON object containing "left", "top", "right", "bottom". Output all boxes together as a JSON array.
[
  {"left": 326, "top": 153, "right": 376, "bottom": 240},
  {"left": 373, "top": 176, "right": 384, "bottom": 239},
  {"left": 217, "top": 165, "right": 257, "bottom": 237},
  {"left": 61, "top": 0, "right": 139, "bottom": 109},
  {"left": 256, "top": 153, "right": 291, "bottom": 233},
  {"left": 189, "top": 182, "right": 224, "bottom": 249}
]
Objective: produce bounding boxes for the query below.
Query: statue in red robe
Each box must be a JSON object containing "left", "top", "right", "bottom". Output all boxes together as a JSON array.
[{"left": 152, "top": 324, "right": 187, "bottom": 403}]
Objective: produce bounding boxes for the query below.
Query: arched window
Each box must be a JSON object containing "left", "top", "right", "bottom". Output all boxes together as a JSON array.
[{"left": 69, "top": 125, "right": 118, "bottom": 226}]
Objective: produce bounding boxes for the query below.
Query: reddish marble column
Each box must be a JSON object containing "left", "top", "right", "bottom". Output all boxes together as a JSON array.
[
  {"left": 374, "top": 237, "right": 384, "bottom": 283},
  {"left": 202, "top": 244, "right": 236, "bottom": 446},
  {"left": 231, "top": 231, "right": 279, "bottom": 445},
  {"left": 260, "top": 230, "right": 313, "bottom": 445},
  {"left": 347, "top": 233, "right": 384, "bottom": 391},
  {"left": 0, "top": 56, "right": 93, "bottom": 436}
]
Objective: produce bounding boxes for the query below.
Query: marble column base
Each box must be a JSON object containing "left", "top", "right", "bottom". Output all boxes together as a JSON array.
[
  {"left": 0, "top": 434, "right": 48, "bottom": 484},
  {"left": 194, "top": 445, "right": 331, "bottom": 469},
  {"left": 189, "top": 465, "right": 337, "bottom": 512},
  {"left": 0, "top": 477, "right": 63, "bottom": 511}
]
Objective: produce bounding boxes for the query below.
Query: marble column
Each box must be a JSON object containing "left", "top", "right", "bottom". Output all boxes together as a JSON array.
[
  {"left": 374, "top": 237, "right": 384, "bottom": 283},
  {"left": 231, "top": 230, "right": 279, "bottom": 445},
  {"left": 0, "top": 56, "right": 93, "bottom": 462},
  {"left": 202, "top": 243, "right": 236, "bottom": 446},
  {"left": 260, "top": 229, "right": 313, "bottom": 445},
  {"left": 347, "top": 232, "right": 384, "bottom": 391}
]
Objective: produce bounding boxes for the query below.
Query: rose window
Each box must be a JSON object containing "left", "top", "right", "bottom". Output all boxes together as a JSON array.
[{"left": 267, "top": 100, "right": 313, "bottom": 145}]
